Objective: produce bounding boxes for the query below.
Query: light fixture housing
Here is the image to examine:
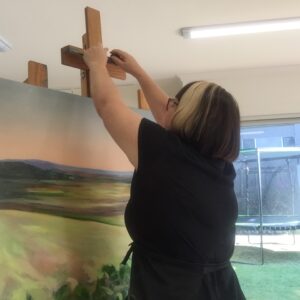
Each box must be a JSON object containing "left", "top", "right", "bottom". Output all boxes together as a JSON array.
[
  {"left": 181, "top": 17, "right": 300, "bottom": 39},
  {"left": 0, "top": 36, "right": 12, "bottom": 52}
]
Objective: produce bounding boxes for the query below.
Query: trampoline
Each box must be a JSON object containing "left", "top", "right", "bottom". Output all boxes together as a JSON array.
[
  {"left": 236, "top": 215, "right": 300, "bottom": 234},
  {"left": 235, "top": 215, "right": 300, "bottom": 264},
  {"left": 234, "top": 147, "right": 300, "bottom": 264}
]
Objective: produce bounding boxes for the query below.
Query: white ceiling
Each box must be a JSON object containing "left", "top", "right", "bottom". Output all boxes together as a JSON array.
[{"left": 1, "top": 0, "right": 300, "bottom": 89}]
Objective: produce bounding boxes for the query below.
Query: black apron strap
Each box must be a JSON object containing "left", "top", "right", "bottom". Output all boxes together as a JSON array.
[
  {"left": 121, "top": 242, "right": 134, "bottom": 265},
  {"left": 121, "top": 241, "right": 230, "bottom": 273}
]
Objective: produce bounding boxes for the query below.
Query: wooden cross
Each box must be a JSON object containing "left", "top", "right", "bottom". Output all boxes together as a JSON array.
[
  {"left": 61, "top": 7, "right": 126, "bottom": 97},
  {"left": 24, "top": 61, "right": 48, "bottom": 88}
]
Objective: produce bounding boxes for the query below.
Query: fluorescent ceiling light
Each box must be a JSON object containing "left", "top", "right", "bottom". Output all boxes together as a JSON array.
[
  {"left": 0, "top": 36, "right": 12, "bottom": 52},
  {"left": 181, "top": 17, "right": 300, "bottom": 39}
]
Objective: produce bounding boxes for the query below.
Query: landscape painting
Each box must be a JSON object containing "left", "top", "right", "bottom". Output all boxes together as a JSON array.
[{"left": 0, "top": 78, "right": 150, "bottom": 300}]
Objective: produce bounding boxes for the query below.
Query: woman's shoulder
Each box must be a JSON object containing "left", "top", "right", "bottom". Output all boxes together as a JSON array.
[
  {"left": 139, "top": 118, "right": 183, "bottom": 149},
  {"left": 138, "top": 119, "right": 236, "bottom": 180}
]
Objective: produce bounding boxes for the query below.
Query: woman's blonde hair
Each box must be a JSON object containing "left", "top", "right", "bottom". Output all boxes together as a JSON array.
[{"left": 171, "top": 81, "right": 240, "bottom": 162}]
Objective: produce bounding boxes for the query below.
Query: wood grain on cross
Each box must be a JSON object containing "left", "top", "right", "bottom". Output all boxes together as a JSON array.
[
  {"left": 61, "top": 7, "right": 126, "bottom": 97},
  {"left": 24, "top": 61, "right": 48, "bottom": 88}
]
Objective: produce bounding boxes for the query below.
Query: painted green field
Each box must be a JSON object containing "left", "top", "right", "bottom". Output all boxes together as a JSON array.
[
  {"left": 0, "top": 210, "right": 131, "bottom": 300},
  {"left": 0, "top": 179, "right": 130, "bottom": 218},
  {"left": 0, "top": 160, "right": 133, "bottom": 299}
]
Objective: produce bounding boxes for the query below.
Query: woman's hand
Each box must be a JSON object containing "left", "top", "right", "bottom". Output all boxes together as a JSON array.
[
  {"left": 83, "top": 43, "right": 108, "bottom": 70},
  {"left": 110, "top": 49, "right": 143, "bottom": 77}
]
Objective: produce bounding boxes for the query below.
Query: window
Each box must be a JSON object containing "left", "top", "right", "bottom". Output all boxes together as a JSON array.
[
  {"left": 282, "top": 136, "right": 295, "bottom": 147},
  {"left": 235, "top": 120, "right": 300, "bottom": 216},
  {"left": 242, "top": 138, "right": 255, "bottom": 149}
]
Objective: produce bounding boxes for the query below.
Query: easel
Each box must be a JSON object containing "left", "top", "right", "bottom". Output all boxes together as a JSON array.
[
  {"left": 61, "top": 7, "right": 126, "bottom": 97},
  {"left": 24, "top": 61, "right": 48, "bottom": 88}
]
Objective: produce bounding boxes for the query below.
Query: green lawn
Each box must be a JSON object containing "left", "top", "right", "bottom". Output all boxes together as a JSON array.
[{"left": 232, "top": 243, "right": 300, "bottom": 300}]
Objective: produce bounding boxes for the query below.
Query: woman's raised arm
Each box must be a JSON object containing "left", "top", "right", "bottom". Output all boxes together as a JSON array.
[
  {"left": 110, "top": 49, "right": 169, "bottom": 126},
  {"left": 83, "top": 44, "right": 141, "bottom": 169}
]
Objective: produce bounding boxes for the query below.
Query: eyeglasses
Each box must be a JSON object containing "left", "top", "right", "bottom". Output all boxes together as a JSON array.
[{"left": 166, "top": 98, "right": 179, "bottom": 111}]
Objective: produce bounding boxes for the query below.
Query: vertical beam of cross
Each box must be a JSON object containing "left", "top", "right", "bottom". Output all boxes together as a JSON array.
[
  {"left": 81, "top": 34, "right": 90, "bottom": 96},
  {"left": 81, "top": 7, "right": 102, "bottom": 96},
  {"left": 85, "top": 7, "right": 102, "bottom": 48},
  {"left": 61, "top": 7, "right": 126, "bottom": 97}
]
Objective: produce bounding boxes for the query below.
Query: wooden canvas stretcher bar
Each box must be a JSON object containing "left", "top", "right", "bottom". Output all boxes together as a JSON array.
[
  {"left": 137, "top": 89, "right": 150, "bottom": 110},
  {"left": 24, "top": 60, "right": 48, "bottom": 88}
]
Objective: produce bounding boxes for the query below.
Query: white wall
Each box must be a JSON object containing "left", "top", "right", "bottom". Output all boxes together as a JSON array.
[
  {"left": 179, "top": 65, "right": 300, "bottom": 120},
  {"left": 117, "top": 77, "right": 182, "bottom": 108},
  {"left": 59, "top": 76, "right": 182, "bottom": 108},
  {"left": 58, "top": 65, "right": 300, "bottom": 120}
]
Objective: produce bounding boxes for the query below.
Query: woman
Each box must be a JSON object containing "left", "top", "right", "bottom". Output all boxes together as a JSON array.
[{"left": 83, "top": 44, "right": 245, "bottom": 300}]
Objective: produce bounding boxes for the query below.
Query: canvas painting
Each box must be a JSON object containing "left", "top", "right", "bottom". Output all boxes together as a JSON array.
[{"left": 0, "top": 78, "right": 151, "bottom": 300}]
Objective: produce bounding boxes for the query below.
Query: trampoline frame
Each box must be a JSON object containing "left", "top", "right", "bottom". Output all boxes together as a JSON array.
[{"left": 236, "top": 215, "right": 300, "bottom": 245}]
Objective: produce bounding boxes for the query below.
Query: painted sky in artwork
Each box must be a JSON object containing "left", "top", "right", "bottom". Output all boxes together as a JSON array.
[{"left": 0, "top": 78, "right": 149, "bottom": 172}]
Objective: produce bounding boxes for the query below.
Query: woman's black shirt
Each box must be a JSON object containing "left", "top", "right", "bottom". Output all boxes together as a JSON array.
[{"left": 124, "top": 118, "right": 245, "bottom": 300}]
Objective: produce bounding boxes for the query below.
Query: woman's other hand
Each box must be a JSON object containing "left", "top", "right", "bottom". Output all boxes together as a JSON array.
[
  {"left": 110, "top": 49, "right": 143, "bottom": 77},
  {"left": 83, "top": 43, "right": 108, "bottom": 70}
]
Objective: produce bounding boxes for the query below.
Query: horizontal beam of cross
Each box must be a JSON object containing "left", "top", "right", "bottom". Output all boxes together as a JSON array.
[{"left": 61, "top": 45, "right": 126, "bottom": 80}]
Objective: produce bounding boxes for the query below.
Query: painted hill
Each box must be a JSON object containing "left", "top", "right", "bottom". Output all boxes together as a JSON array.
[{"left": 0, "top": 159, "right": 133, "bottom": 182}]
